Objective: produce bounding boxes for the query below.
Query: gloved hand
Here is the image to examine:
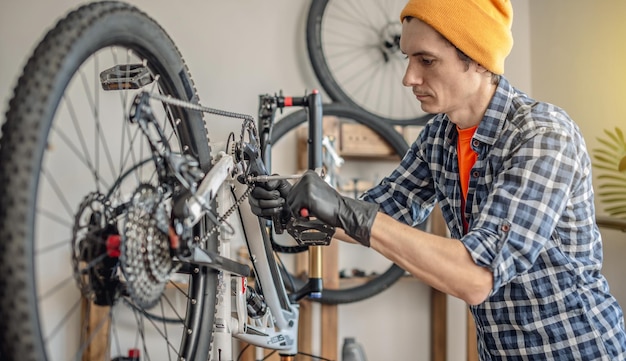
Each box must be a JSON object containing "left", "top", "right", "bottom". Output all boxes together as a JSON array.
[
  {"left": 248, "top": 177, "right": 292, "bottom": 225},
  {"left": 286, "top": 170, "right": 379, "bottom": 247}
]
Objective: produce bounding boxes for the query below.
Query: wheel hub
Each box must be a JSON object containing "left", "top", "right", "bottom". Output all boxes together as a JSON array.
[
  {"left": 380, "top": 22, "right": 403, "bottom": 62},
  {"left": 72, "top": 192, "right": 120, "bottom": 306}
]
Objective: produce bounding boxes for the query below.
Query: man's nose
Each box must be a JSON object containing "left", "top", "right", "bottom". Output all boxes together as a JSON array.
[{"left": 402, "top": 64, "right": 422, "bottom": 87}]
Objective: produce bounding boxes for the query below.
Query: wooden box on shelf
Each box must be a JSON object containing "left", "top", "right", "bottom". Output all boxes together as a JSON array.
[
  {"left": 296, "top": 115, "right": 340, "bottom": 170},
  {"left": 339, "top": 122, "right": 396, "bottom": 158}
]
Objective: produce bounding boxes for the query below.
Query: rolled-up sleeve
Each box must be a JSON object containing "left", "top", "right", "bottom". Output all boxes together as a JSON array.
[{"left": 363, "top": 134, "right": 438, "bottom": 227}]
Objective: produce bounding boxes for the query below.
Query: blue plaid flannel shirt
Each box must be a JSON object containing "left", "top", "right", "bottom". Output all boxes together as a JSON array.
[{"left": 362, "top": 77, "right": 626, "bottom": 360}]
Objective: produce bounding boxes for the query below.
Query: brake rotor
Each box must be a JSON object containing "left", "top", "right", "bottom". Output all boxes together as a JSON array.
[{"left": 71, "top": 192, "right": 118, "bottom": 303}]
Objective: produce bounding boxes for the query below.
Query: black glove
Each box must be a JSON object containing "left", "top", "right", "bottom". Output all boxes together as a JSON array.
[
  {"left": 286, "top": 170, "right": 379, "bottom": 247},
  {"left": 248, "top": 177, "right": 292, "bottom": 225}
]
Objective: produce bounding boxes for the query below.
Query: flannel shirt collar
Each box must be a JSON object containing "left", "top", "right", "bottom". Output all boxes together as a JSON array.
[{"left": 473, "top": 77, "right": 516, "bottom": 150}]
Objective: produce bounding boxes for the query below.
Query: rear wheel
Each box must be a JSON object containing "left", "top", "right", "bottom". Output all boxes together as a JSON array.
[{"left": 0, "top": 2, "right": 216, "bottom": 361}]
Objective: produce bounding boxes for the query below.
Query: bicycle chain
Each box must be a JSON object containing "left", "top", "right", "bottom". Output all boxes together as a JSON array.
[
  {"left": 150, "top": 95, "right": 329, "bottom": 252},
  {"left": 200, "top": 185, "right": 255, "bottom": 243},
  {"left": 148, "top": 92, "right": 255, "bottom": 124}
]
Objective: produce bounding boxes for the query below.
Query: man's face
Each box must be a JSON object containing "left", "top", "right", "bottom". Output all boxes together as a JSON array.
[{"left": 400, "top": 17, "right": 483, "bottom": 116}]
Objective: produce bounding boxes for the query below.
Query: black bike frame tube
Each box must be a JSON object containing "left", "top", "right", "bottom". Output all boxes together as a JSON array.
[
  {"left": 305, "top": 90, "right": 324, "bottom": 298},
  {"left": 307, "top": 90, "right": 323, "bottom": 172}
]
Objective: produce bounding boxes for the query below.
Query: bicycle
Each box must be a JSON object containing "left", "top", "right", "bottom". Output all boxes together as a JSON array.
[{"left": 0, "top": 1, "right": 417, "bottom": 360}]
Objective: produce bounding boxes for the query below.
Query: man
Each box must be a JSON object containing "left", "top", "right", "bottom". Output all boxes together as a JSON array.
[{"left": 249, "top": 0, "right": 626, "bottom": 359}]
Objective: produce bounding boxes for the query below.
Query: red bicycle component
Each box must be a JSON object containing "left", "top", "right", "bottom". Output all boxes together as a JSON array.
[{"left": 106, "top": 234, "right": 121, "bottom": 258}]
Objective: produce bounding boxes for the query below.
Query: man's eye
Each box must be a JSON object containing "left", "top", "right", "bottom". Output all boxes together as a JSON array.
[{"left": 420, "top": 58, "right": 434, "bottom": 66}]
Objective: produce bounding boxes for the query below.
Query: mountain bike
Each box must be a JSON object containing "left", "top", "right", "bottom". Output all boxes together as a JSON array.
[{"left": 0, "top": 2, "right": 416, "bottom": 360}]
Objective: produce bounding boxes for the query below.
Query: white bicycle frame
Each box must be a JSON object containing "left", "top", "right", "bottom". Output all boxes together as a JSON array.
[
  {"left": 194, "top": 149, "right": 300, "bottom": 360},
  {"left": 189, "top": 89, "right": 325, "bottom": 360}
]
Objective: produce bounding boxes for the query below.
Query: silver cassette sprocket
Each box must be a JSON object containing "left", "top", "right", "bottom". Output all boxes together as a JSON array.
[{"left": 120, "top": 184, "right": 173, "bottom": 309}]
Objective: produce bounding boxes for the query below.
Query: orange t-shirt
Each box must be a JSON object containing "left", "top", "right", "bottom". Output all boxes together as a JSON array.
[{"left": 457, "top": 125, "right": 478, "bottom": 232}]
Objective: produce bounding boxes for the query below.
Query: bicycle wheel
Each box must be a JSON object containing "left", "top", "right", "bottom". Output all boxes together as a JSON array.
[
  {"left": 0, "top": 2, "right": 217, "bottom": 361},
  {"left": 306, "top": 0, "right": 432, "bottom": 125},
  {"left": 270, "top": 102, "right": 425, "bottom": 304}
]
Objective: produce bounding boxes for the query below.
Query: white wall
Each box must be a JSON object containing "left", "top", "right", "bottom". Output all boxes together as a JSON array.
[
  {"left": 0, "top": 0, "right": 318, "bottom": 141},
  {"left": 529, "top": 0, "right": 626, "bottom": 308}
]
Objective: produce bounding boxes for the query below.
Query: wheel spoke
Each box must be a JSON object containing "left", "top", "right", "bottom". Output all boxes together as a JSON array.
[{"left": 308, "top": 0, "right": 431, "bottom": 123}]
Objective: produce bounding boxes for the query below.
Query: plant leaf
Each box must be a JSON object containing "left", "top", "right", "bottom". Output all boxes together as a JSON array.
[
  {"left": 615, "top": 127, "right": 625, "bottom": 144},
  {"left": 597, "top": 174, "right": 626, "bottom": 182},
  {"left": 593, "top": 154, "right": 619, "bottom": 166},
  {"left": 598, "top": 197, "right": 626, "bottom": 205},
  {"left": 598, "top": 194, "right": 626, "bottom": 203},
  {"left": 619, "top": 156, "right": 626, "bottom": 172},
  {"left": 597, "top": 137, "right": 620, "bottom": 152},
  {"left": 605, "top": 204, "right": 626, "bottom": 214},
  {"left": 595, "top": 164, "right": 622, "bottom": 172},
  {"left": 593, "top": 148, "right": 619, "bottom": 156},
  {"left": 597, "top": 182, "right": 626, "bottom": 189},
  {"left": 592, "top": 127, "right": 626, "bottom": 217},
  {"left": 604, "top": 128, "right": 622, "bottom": 146}
]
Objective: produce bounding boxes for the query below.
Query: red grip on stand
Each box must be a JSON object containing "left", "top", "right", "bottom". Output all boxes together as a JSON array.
[
  {"left": 299, "top": 208, "right": 309, "bottom": 218},
  {"left": 128, "top": 349, "right": 140, "bottom": 359}
]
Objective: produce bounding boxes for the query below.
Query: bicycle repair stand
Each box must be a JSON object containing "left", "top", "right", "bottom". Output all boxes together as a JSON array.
[{"left": 257, "top": 89, "right": 328, "bottom": 361}]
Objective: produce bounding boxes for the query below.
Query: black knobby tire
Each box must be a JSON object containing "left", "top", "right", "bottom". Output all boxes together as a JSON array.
[
  {"left": 306, "top": 0, "right": 432, "bottom": 126},
  {"left": 0, "top": 2, "right": 216, "bottom": 361},
  {"left": 271, "top": 103, "right": 424, "bottom": 304}
]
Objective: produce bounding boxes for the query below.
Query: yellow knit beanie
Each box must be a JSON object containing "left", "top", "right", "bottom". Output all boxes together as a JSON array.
[{"left": 400, "top": 0, "right": 513, "bottom": 75}]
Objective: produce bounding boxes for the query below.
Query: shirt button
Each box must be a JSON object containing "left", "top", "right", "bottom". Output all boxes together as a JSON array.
[
  {"left": 501, "top": 224, "right": 510, "bottom": 232},
  {"left": 472, "top": 171, "right": 480, "bottom": 178},
  {"left": 472, "top": 140, "right": 480, "bottom": 147}
]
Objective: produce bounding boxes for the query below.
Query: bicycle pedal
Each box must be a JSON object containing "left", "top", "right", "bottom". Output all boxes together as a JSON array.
[
  {"left": 100, "top": 64, "right": 154, "bottom": 90},
  {"left": 286, "top": 218, "right": 335, "bottom": 246}
]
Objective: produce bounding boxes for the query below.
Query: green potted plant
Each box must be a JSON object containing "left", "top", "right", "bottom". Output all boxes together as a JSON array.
[{"left": 592, "top": 127, "right": 626, "bottom": 230}]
